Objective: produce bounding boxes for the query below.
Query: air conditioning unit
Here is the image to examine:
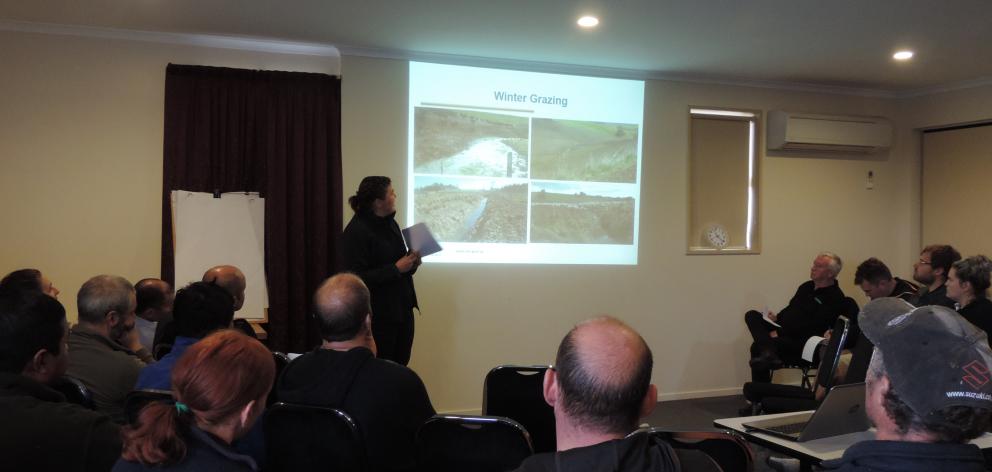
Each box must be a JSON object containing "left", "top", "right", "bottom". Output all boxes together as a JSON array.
[{"left": 767, "top": 111, "right": 893, "bottom": 153}]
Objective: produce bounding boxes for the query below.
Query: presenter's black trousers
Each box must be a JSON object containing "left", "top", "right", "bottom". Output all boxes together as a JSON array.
[
  {"left": 373, "top": 309, "right": 415, "bottom": 366},
  {"left": 745, "top": 310, "right": 803, "bottom": 382}
]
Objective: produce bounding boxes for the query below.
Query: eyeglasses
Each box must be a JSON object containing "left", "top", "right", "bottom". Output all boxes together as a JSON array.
[{"left": 917, "top": 259, "right": 932, "bottom": 265}]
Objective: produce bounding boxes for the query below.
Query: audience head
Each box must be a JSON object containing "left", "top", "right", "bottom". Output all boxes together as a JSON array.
[
  {"left": 314, "top": 273, "right": 373, "bottom": 345},
  {"left": 854, "top": 258, "right": 896, "bottom": 299},
  {"left": 947, "top": 255, "right": 992, "bottom": 304},
  {"left": 121, "top": 330, "right": 274, "bottom": 466},
  {"left": 348, "top": 176, "right": 393, "bottom": 215},
  {"left": 173, "top": 282, "right": 236, "bottom": 339},
  {"left": 0, "top": 268, "right": 60, "bottom": 299},
  {"left": 811, "top": 252, "right": 842, "bottom": 285},
  {"left": 0, "top": 288, "right": 68, "bottom": 385},
  {"left": 135, "top": 278, "right": 174, "bottom": 323},
  {"left": 860, "top": 298, "right": 992, "bottom": 443},
  {"left": 77, "top": 275, "right": 136, "bottom": 342},
  {"left": 202, "top": 265, "right": 246, "bottom": 311},
  {"left": 545, "top": 316, "right": 655, "bottom": 445},
  {"left": 915, "top": 244, "right": 961, "bottom": 286}
]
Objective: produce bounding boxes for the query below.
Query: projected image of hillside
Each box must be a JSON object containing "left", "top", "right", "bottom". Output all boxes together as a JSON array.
[
  {"left": 414, "top": 108, "right": 529, "bottom": 178},
  {"left": 415, "top": 177, "right": 527, "bottom": 243},
  {"left": 530, "top": 182, "right": 635, "bottom": 244},
  {"left": 531, "top": 119, "right": 638, "bottom": 183}
]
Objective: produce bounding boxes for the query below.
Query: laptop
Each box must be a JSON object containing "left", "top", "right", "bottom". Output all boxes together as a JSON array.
[{"left": 742, "top": 382, "right": 870, "bottom": 442}]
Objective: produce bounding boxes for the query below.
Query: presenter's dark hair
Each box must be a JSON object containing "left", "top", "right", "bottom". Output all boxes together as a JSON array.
[
  {"left": 314, "top": 273, "right": 371, "bottom": 342},
  {"left": 136, "top": 278, "right": 171, "bottom": 314},
  {"left": 173, "top": 282, "right": 235, "bottom": 338},
  {"left": 554, "top": 318, "right": 653, "bottom": 435},
  {"left": 952, "top": 255, "right": 992, "bottom": 298},
  {"left": 854, "top": 258, "right": 894, "bottom": 285},
  {"left": 923, "top": 244, "right": 962, "bottom": 277},
  {"left": 0, "top": 268, "right": 43, "bottom": 294},
  {"left": 121, "top": 330, "right": 274, "bottom": 466},
  {"left": 0, "top": 288, "right": 66, "bottom": 373},
  {"left": 348, "top": 176, "right": 392, "bottom": 213}
]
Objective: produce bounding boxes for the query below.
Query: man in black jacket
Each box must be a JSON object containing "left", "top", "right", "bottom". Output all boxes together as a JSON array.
[
  {"left": 0, "top": 287, "right": 121, "bottom": 471},
  {"left": 822, "top": 299, "right": 992, "bottom": 472},
  {"left": 744, "top": 252, "right": 852, "bottom": 382},
  {"left": 513, "top": 317, "right": 679, "bottom": 472},
  {"left": 912, "top": 244, "right": 961, "bottom": 308}
]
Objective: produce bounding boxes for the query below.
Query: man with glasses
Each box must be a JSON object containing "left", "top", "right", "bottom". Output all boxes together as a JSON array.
[{"left": 912, "top": 244, "right": 961, "bottom": 309}]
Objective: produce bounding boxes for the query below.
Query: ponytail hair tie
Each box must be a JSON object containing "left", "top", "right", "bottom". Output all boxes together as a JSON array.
[{"left": 175, "top": 402, "right": 191, "bottom": 415}]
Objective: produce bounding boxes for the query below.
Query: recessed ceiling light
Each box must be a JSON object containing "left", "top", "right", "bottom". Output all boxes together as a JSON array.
[
  {"left": 893, "top": 50, "right": 914, "bottom": 61},
  {"left": 577, "top": 15, "right": 599, "bottom": 28}
]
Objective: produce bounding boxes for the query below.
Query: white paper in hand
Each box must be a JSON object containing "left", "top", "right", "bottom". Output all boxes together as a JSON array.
[{"left": 402, "top": 223, "right": 442, "bottom": 257}]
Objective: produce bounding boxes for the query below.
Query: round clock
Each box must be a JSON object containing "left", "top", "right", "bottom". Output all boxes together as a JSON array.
[{"left": 705, "top": 224, "right": 729, "bottom": 249}]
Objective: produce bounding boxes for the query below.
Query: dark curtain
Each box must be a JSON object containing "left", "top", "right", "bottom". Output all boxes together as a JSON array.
[{"left": 161, "top": 64, "right": 342, "bottom": 352}]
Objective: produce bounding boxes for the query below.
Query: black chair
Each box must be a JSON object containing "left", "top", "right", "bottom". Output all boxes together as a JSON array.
[
  {"left": 265, "top": 402, "right": 368, "bottom": 472},
  {"left": 51, "top": 376, "right": 94, "bottom": 410},
  {"left": 124, "top": 389, "right": 173, "bottom": 425},
  {"left": 747, "top": 316, "right": 851, "bottom": 414},
  {"left": 416, "top": 414, "right": 533, "bottom": 472},
  {"left": 267, "top": 352, "right": 292, "bottom": 406},
  {"left": 634, "top": 428, "right": 754, "bottom": 472},
  {"left": 772, "top": 297, "right": 859, "bottom": 390},
  {"left": 482, "top": 365, "right": 556, "bottom": 453}
]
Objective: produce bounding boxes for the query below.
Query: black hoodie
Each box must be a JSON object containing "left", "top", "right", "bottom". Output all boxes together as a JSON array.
[
  {"left": 513, "top": 433, "right": 680, "bottom": 472},
  {"left": 276, "top": 347, "right": 435, "bottom": 472}
]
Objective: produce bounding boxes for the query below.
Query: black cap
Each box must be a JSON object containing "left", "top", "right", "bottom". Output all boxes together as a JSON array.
[{"left": 859, "top": 298, "right": 992, "bottom": 417}]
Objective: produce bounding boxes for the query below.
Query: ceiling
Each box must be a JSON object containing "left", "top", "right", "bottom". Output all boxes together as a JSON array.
[{"left": 2, "top": 0, "right": 991, "bottom": 95}]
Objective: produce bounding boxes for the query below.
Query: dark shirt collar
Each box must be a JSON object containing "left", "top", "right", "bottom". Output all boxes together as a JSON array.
[
  {"left": 0, "top": 372, "right": 66, "bottom": 403},
  {"left": 70, "top": 324, "right": 137, "bottom": 355},
  {"left": 188, "top": 425, "right": 259, "bottom": 471}
]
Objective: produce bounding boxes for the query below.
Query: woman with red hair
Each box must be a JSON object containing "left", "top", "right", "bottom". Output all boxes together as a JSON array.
[{"left": 113, "top": 330, "right": 274, "bottom": 472}]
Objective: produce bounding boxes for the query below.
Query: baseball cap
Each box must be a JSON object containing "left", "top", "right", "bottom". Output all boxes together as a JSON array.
[{"left": 859, "top": 297, "right": 992, "bottom": 417}]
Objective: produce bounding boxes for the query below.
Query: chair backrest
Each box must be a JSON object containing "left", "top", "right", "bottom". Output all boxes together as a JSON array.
[
  {"left": 482, "top": 365, "right": 556, "bottom": 453},
  {"left": 416, "top": 414, "right": 533, "bottom": 472},
  {"left": 265, "top": 402, "right": 368, "bottom": 472},
  {"left": 124, "top": 389, "right": 174, "bottom": 425},
  {"left": 267, "top": 352, "right": 292, "bottom": 406},
  {"left": 815, "top": 315, "right": 850, "bottom": 390},
  {"left": 51, "top": 376, "right": 95, "bottom": 410},
  {"left": 642, "top": 428, "right": 754, "bottom": 472}
]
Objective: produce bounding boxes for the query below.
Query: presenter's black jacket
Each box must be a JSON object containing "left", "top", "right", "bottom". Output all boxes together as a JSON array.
[
  {"left": 820, "top": 439, "right": 986, "bottom": 472},
  {"left": 0, "top": 372, "right": 122, "bottom": 472},
  {"left": 512, "top": 432, "right": 680, "bottom": 472},
  {"left": 958, "top": 297, "right": 992, "bottom": 343},
  {"left": 776, "top": 280, "right": 849, "bottom": 342},
  {"left": 341, "top": 210, "right": 418, "bottom": 324}
]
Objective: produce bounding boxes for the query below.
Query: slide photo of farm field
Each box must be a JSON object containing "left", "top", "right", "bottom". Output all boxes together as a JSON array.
[
  {"left": 531, "top": 118, "right": 638, "bottom": 183},
  {"left": 530, "top": 181, "right": 635, "bottom": 244},
  {"left": 414, "top": 107, "right": 529, "bottom": 178},
  {"left": 414, "top": 176, "right": 527, "bottom": 243}
]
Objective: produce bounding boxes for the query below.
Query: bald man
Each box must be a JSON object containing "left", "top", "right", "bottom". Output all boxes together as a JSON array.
[
  {"left": 513, "top": 317, "right": 679, "bottom": 472},
  {"left": 277, "top": 273, "right": 434, "bottom": 472},
  {"left": 202, "top": 265, "right": 246, "bottom": 311}
]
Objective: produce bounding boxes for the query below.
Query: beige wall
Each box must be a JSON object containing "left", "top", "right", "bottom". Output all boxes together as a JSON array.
[{"left": 3, "top": 28, "right": 989, "bottom": 413}]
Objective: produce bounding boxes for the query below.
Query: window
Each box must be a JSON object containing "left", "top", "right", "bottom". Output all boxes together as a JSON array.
[{"left": 687, "top": 108, "right": 760, "bottom": 254}]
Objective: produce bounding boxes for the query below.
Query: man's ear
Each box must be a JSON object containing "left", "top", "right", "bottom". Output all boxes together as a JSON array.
[
  {"left": 639, "top": 384, "right": 658, "bottom": 419},
  {"left": 543, "top": 368, "right": 558, "bottom": 408},
  {"left": 23, "top": 349, "right": 55, "bottom": 382},
  {"left": 105, "top": 310, "right": 120, "bottom": 327}
]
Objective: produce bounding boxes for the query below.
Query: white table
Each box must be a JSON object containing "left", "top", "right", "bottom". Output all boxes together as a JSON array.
[{"left": 715, "top": 411, "right": 992, "bottom": 470}]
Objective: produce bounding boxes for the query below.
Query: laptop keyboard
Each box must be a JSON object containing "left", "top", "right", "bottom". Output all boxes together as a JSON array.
[{"left": 764, "top": 421, "right": 809, "bottom": 435}]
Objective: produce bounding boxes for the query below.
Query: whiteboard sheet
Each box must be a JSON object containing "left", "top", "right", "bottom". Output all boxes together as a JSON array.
[{"left": 172, "top": 191, "right": 269, "bottom": 321}]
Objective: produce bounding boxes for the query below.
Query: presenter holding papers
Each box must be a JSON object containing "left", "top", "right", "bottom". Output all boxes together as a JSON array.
[{"left": 341, "top": 176, "right": 421, "bottom": 365}]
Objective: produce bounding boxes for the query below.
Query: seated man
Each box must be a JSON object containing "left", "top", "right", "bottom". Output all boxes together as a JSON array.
[
  {"left": 133, "top": 278, "right": 174, "bottom": 353},
  {"left": 912, "top": 244, "right": 961, "bottom": 308},
  {"left": 277, "top": 273, "right": 435, "bottom": 472},
  {"left": 67, "top": 275, "right": 149, "bottom": 423},
  {"left": 744, "top": 252, "right": 851, "bottom": 382},
  {"left": 513, "top": 316, "right": 678, "bottom": 472},
  {"left": 0, "top": 288, "right": 121, "bottom": 471},
  {"left": 822, "top": 298, "right": 992, "bottom": 471},
  {"left": 135, "top": 282, "right": 234, "bottom": 390},
  {"left": 855, "top": 258, "right": 917, "bottom": 302}
]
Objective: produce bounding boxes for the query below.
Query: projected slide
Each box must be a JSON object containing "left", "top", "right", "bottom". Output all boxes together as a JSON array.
[{"left": 409, "top": 62, "right": 644, "bottom": 265}]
